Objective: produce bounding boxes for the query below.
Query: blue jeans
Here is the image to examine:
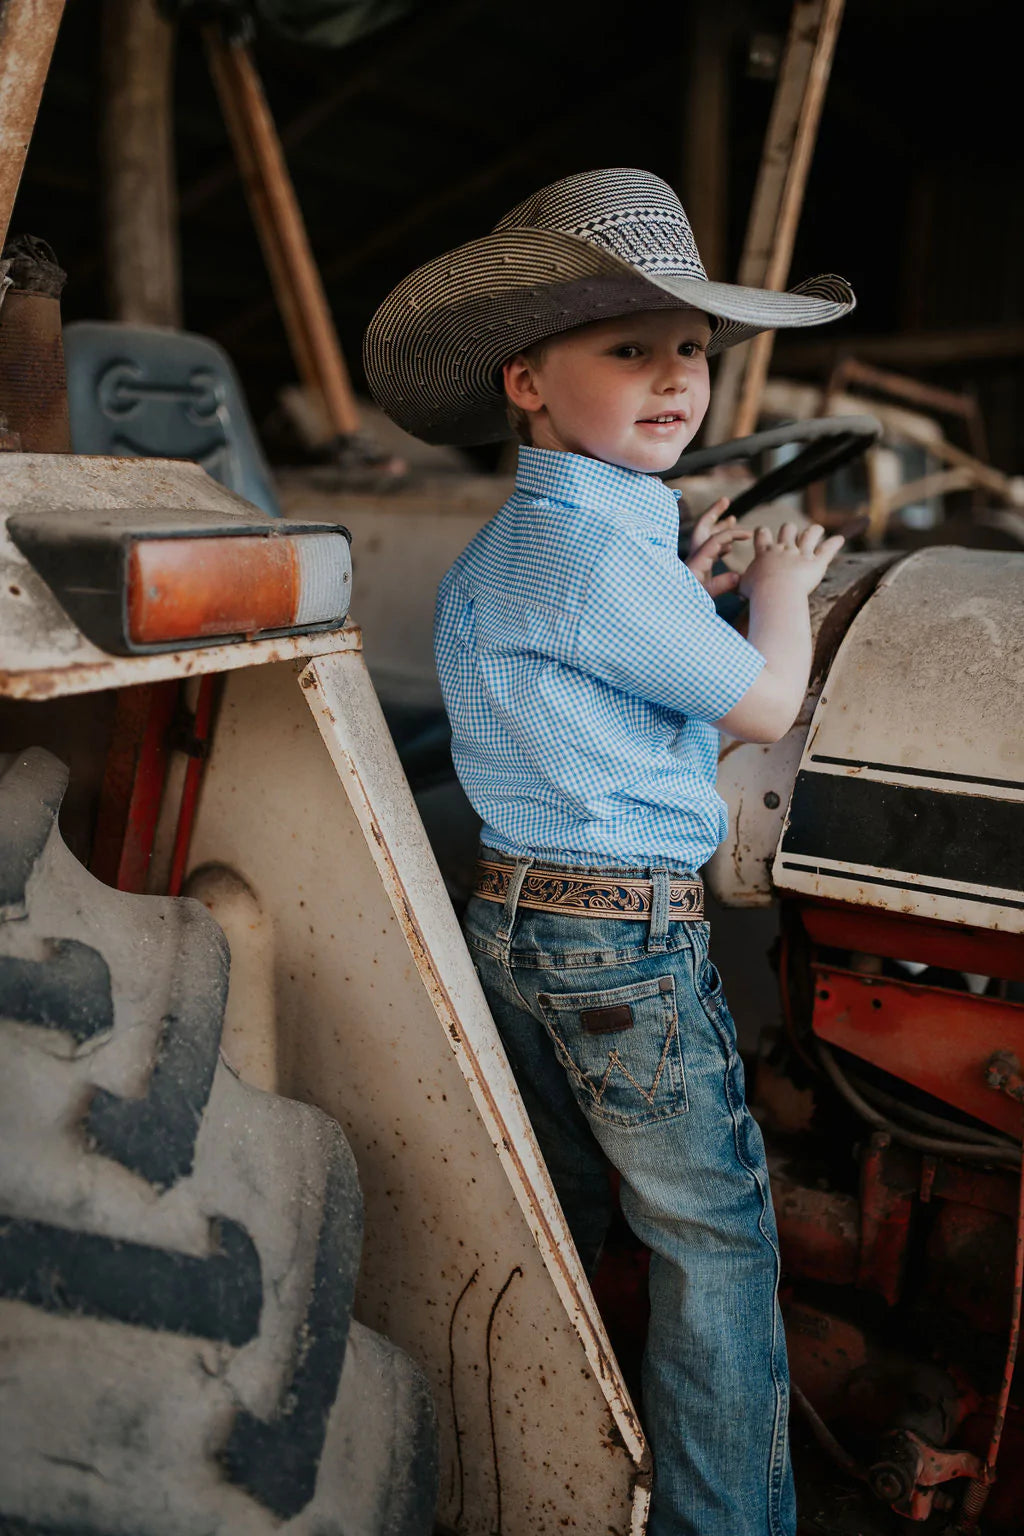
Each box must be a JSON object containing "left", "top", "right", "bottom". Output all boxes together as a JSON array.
[{"left": 463, "top": 855, "right": 795, "bottom": 1536}]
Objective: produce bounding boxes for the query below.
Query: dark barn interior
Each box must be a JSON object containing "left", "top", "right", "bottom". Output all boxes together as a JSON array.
[
  {"left": 3, "top": 3, "right": 1024, "bottom": 1534},
  {"left": 14, "top": 0, "right": 1024, "bottom": 475}
]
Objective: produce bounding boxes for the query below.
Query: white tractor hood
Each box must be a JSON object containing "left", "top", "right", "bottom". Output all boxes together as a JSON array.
[{"left": 772, "top": 546, "right": 1024, "bottom": 933}]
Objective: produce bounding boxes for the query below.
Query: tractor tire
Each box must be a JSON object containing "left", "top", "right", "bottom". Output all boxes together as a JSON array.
[{"left": 0, "top": 747, "right": 438, "bottom": 1536}]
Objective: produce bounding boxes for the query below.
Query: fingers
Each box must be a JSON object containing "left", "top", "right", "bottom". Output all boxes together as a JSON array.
[
  {"left": 705, "top": 570, "right": 741, "bottom": 598},
  {"left": 686, "top": 526, "right": 751, "bottom": 584},
  {"left": 797, "top": 523, "right": 825, "bottom": 555},
  {"left": 691, "top": 497, "right": 733, "bottom": 547},
  {"left": 700, "top": 526, "right": 751, "bottom": 557},
  {"left": 743, "top": 520, "right": 846, "bottom": 599},
  {"left": 750, "top": 523, "right": 843, "bottom": 561}
]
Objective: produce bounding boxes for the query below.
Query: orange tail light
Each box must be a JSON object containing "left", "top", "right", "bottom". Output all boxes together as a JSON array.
[
  {"left": 9, "top": 509, "right": 352, "bottom": 656},
  {"left": 128, "top": 535, "right": 300, "bottom": 644}
]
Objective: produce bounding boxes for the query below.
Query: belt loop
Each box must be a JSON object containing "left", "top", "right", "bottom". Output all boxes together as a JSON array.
[
  {"left": 648, "top": 867, "right": 670, "bottom": 954},
  {"left": 495, "top": 856, "right": 533, "bottom": 943}
]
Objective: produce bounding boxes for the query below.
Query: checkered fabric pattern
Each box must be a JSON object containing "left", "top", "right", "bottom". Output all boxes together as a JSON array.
[{"left": 434, "top": 446, "right": 765, "bottom": 873}]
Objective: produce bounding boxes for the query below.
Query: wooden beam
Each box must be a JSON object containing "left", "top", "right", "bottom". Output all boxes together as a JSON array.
[
  {"left": 0, "top": 0, "right": 66, "bottom": 252},
  {"left": 203, "top": 23, "right": 360, "bottom": 437},
  {"left": 890, "top": 428, "right": 1017, "bottom": 504},
  {"left": 216, "top": 139, "right": 545, "bottom": 351},
  {"left": 178, "top": 0, "right": 481, "bottom": 222},
  {"left": 101, "top": 0, "right": 181, "bottom": 327},
  {"left": 705, "top": 0, "right": 845, "bottom": 444},
  {"left": 214, "top": 77, "right": 660, "bottom": 352},
  {"left": 775, "top": 323, "right": 1024, "bottom": 373},
  {"left": 682, "top": 11, "right": 731, "bottom": 281}
]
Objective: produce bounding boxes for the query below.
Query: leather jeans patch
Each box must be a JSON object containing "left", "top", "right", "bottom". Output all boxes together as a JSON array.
[{"left": 580, "top": 1003, "right": 634, "bottom": 1034}]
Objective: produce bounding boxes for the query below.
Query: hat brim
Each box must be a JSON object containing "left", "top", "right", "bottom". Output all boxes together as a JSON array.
[{"left": 364, "top": 227, "right": 855, "bottom": 446}]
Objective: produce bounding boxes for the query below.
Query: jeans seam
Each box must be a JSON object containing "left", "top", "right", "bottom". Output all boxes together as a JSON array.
[
  {"left": 505, "top": 957, "right": 540, "bottom": 1022},
  {"left": 699, "top": 998, "right": 786, "bottom": 1535}
]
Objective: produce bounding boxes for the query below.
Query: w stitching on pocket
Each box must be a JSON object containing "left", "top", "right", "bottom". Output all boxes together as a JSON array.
[
  {"left": 538, "top": 974, "right": 688, "bottom": 1125},
  {"left": 599, "top": 1017, "right": 679, "bottom": 1108}
]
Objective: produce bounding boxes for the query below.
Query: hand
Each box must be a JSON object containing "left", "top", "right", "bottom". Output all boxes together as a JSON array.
[
  {"left": 684, "top": 498, "right": 751, "bottom": 598},
  {"left": 739, "top": 522, "right": 845, "bottom": 601}
]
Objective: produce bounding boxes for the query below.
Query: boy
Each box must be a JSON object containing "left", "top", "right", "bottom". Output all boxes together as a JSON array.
[{"left": 364, "top": 168, "right": 854, "bottom": 1536}]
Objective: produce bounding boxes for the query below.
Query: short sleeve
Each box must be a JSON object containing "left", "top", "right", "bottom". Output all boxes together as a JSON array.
[{"left": 575, "top": 528, "right": 765, "bottom": 722}]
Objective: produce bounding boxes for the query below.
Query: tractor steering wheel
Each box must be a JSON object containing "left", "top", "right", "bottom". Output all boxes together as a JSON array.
[{"left": 668, "top": 414, "right": 882, "bottom": 527}]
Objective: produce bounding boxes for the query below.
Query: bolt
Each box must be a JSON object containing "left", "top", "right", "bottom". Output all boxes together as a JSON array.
[
  {"left": 985, "top": 1050, "right": 1019, "bottom": 1087},
  {"left": 985, "top": 1050, "right": 1024, "bottom": 1102},
  {"left": 763, "top": 791, "right": 780, "bottom": 809},
  {"left": 870, "top": 1464, "right": 909, "bottom": 1504}
]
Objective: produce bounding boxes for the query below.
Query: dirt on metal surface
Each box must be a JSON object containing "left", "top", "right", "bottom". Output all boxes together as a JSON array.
[
  {"left": 183, "top": 654, "right": 649, "bottom": 1532},
  {"left": 0, "top": 625, "right": 360, "bottom": 700},
  {"left": 303, "top": 650, "right": 650, "bottom": 1460},
  {"left": 772, "top": 547, "right": 1024, "bottom": 933}
]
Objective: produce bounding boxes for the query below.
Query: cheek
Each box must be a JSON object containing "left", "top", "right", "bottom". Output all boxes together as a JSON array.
[{"left": 552, "top": 373, "right": 621, "bottom": 424}]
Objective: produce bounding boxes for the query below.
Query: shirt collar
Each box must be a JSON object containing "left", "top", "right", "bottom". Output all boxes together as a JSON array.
[{"left": 515, "top": 445, "right": 683, "bottom": 543}]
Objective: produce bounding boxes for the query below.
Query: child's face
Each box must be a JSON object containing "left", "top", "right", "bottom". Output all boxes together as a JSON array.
[{"left": 503, "top": 308, "right": 713, "bottom": 473}]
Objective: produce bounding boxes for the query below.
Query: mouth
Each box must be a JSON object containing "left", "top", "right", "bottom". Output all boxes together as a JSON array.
[{"left": 637, "top": 413, "right": 687, "bottom": 428}]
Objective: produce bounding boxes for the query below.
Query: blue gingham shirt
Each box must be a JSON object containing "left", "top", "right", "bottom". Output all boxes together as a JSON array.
[{"left": 434, "top": 446, "right": 765, "bottom": 873}]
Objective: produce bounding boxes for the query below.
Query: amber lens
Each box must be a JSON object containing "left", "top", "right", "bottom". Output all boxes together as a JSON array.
[{"left": 128, "top": 535, "right": 299, "bottom": 644}]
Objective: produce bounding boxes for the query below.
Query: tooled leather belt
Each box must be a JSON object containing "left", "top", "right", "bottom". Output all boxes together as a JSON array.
[{"left": 472, "top": 856, "right": 704, "bottom": 921}]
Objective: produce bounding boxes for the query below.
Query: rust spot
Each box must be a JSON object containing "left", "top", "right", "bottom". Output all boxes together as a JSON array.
[
  {"left": 0, "top": 289, "right": 71, "bottom": 452},
  {"left": 341, "top": 755, "right": 649, "bottom": 1459}
]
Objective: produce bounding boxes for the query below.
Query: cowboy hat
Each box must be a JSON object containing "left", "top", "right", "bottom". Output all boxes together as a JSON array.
[{"left": 363, "top": 168, "right": 855, "bottom": 446}]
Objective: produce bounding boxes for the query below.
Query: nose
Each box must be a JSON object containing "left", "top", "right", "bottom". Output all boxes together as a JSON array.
[{"left": 657, "top": 354, "right": 689, "bottom": 393}]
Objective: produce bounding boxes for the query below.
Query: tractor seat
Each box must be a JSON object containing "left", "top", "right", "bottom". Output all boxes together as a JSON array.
[{"left": 63, "top": 322, "right": 281, "bottom": 519}]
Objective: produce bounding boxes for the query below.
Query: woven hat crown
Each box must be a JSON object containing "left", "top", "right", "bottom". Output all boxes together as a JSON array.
[
  {"left": 493, "top": 168, "right": 708, "bottom": 283},
  {"left": 364, "top": 166, "right": 855, "bottom": 445}
]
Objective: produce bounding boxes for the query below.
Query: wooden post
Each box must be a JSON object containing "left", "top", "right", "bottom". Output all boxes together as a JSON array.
[
  {"left": 0, "top": 0, "right": 66, "bottom": 253},
  {"left": 704, "top": 0, "right": 845, "bottom": 444},
  {"left": 683, "top": 11, "right": 731, "bottom": 282},
  {"left": 203, "top": 24, "right": 361, "bottom": 439},
  {"left": 100, "top": 0, "right": 181, "bottom": 327}
]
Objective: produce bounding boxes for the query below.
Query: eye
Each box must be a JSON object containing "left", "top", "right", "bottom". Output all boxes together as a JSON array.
[
  {"left": 611, "top": 344, "right": 642, "bottom": 359},
  {"left": 678, "top": 341, "right": 704, "bottom": 358}
]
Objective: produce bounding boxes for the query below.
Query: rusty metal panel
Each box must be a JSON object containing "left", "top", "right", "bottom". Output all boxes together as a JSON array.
[
  {"left": 772, "top": 548, "right": 1024, "bottom": 931},
  {"left": 801, "top": 900, "right": 1024, "bottom": 984},
  {"left": 0, "top": 0, "right": 66, "bottom": 250},
  {"left": 812, "top": 963, "right": 1024, "bottom": 1137},
  {"left": 88, "top": 678, "right": 178, "bottom": 890},
  {"left": 770, "top": 1166, "right": 859, "bottom": 1285},
  {"left": 0, "top": 288, "right": 71, "bottom": 453},
  {"left": 185, "top": 651, "right": 649, "bottom": 1535}
]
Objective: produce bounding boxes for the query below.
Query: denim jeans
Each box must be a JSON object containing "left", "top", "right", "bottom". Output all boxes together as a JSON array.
[{"left": 463, "top": 855, "right": 795, "bottom": 1536}]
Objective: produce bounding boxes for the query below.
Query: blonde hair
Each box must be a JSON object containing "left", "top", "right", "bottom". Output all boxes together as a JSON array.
[{"left": 504, "top": 339, "right": 549, "bottom": 445}]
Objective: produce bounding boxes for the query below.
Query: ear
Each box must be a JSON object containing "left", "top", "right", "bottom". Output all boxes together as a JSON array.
[{"left": 502, "top": 354, "right": 545, "bottom": 414}]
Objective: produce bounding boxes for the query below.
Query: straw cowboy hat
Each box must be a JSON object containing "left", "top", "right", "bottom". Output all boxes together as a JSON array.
[{"left": 363, "top": 167, "right": 855, "bottom": 446}]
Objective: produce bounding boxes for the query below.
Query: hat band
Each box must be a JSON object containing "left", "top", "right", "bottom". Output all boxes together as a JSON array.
[{"left": 557, "top": 211, "right": 708, "bottom": 282}]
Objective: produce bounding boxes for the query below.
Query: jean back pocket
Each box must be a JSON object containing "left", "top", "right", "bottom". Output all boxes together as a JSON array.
[{"left": 537, "top": 973, "right": 688, "bottom": 1128}]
